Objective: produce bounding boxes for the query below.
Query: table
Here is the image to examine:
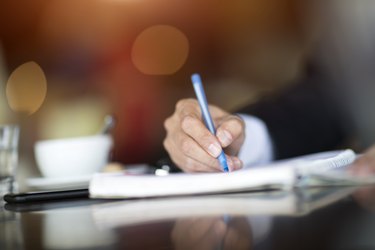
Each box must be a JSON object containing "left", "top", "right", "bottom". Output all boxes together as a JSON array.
[{"left": 1, "top": 186, "right": 375, "bottom": 250}]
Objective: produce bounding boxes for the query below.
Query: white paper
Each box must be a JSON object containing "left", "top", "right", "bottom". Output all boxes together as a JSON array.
[
  {"left": 89, "top": 149, "right": 362, "bottom": 198},
  {"left": 89, "top": 165, "right": 295, "bottom": 198}
]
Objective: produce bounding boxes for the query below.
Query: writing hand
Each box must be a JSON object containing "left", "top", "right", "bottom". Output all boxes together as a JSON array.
[{"left": 163, "top": 98, "right": 244, "bottom": 172}]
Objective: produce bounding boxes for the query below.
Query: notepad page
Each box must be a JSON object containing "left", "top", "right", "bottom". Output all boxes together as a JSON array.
[
  {"left": 291, "top": 150, "right": 375, "bottom": 187},
  {"left": 89, "top": 166, "right": 296, "bottom": 198},
  {"left": 89, "top": 149, "right": 360, "bottom": 198},
  {"left": 294, "top": 149, "right": 356, "bottom": 172}
]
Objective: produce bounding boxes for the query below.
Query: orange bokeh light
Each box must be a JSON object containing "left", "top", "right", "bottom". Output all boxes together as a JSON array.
[
  {"left": 6, "top": 61, "right": 47, "bottom": 115},
  {"left": 131, "top": 25, "right": 189, "bottom": 75}
]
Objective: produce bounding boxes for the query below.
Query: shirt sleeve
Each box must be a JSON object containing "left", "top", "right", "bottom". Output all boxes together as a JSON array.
[{"left": 237, "top": 114, "right": 274, "bottom": 167}]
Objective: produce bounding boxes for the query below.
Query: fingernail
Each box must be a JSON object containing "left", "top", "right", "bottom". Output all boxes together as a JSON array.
[
  {"left": 227, "top": 158, "right": 234, "bottom": 171},
  {"left": 208, "top": 143, "right": 222, "bottom": 157},
  {"left": 217, "top": 130, "right": 233, "bottom": 147},
  {"left": 233, "top": 157, "right": 243, "bottom": 169}
]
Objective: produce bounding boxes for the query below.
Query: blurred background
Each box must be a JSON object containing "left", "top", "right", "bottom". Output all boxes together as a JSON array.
[{"left": 1, "top": 0, "right": 374, "bottom": 177}]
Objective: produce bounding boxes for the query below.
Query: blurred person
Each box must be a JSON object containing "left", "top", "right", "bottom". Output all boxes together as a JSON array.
[
  {"left": 163, "top": 0, "right": 375, "bottom": 174},
  {"left": 163, "top": 63, "right": 348, "bottom": 172}
]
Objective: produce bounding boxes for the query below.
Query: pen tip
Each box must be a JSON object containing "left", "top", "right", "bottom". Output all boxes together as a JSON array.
[{"left": 221, "top": 161, "right": 229, "bottom": 173}]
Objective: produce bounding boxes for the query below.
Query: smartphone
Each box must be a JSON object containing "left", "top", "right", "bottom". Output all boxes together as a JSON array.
[{"left": 3, "top": 188, "right": 89, "bottom": 204}]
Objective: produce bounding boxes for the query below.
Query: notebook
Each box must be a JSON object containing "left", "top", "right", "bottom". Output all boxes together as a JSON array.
[{"left": 89, "top": 149, "right": 374, "bottom": 199}]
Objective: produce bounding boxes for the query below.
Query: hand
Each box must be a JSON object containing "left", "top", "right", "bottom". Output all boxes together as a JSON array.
[
  {"left": 171, "top": 217, "right": 252, "bottom": 250},
  {"left": 353, "top": 186, "right": 375, "bottom": 212},
  {"left": 163, "top": 98, "right": 245, "bottom": 172},
  {"left": 349, "top": 145, "right": 375, "bottom": 176},
  {"left": 171, "top": 217, "right": 227, "bottom": 250}
]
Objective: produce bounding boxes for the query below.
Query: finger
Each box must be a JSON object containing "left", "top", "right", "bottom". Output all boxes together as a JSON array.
[
  {"left": 223, "top": 219, "right": 252, "bottom": 250},
  {"left": 168, "top": 131, "right": 242, "bottom": 172},
  {"left": 230, "top": 156, "right": 243, "bottom": 171},
  {"left": 177, "top": 99, "right": 226, "bottom": 158},
  {"left": 177, "top": 99, "right": 228, "bottom": 124},
  {"left": 216, "top": 115, "right": 245, "bottom": 148},
  {"left": 173, "top": 150, "right": 224, "bottom": 173},
  {"left": 164, "top": 121, "right": 242, "bottom": 172},
  {"left": 191, "top": 218, "right": 226, "bottom": 249},
  {"left": 180, "top": 115, "right": 222, "bottom": 158},
  {"left": 176, "top": 132, "right": 244, "bottom": 171},
  {"left": 176, "top": 99, "right": 202, "bottom": 119},
  {"left": 171, "top": 219, "right": 198, "bottom": 249},
  {"left": 172, "top": 155, "right": 238, "bottom": 173},
  {"left": 172, "top": 218, "right": 227, "bottom": 250},
  {"left": 164, "top": 135, "right": 224, "bottom": 172},
  {"left": 187, "top": 218, "right": 220, "bottom": 240},
  {"left": 208, "top": 104, "right": 228, "bottom": 116}
]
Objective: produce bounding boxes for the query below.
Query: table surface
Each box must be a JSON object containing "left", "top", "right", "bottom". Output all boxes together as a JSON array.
[{"left": 1, "top": 186, "right": 375, "bottom": 250}]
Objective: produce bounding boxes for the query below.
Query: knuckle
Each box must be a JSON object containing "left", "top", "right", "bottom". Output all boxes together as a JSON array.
[
  {"left": 201, "top": 133, "right": 216, "bottom": 148},
  {"left": 176, "top": 98, "right": 198, "bottom": 112},
  {"left": 163, "top": 117, "right": 172, "bottom": 130},
  {"left": 176, "top": 98, "right": 191, "bottom": 110},
  {"left": 229, "top": 117, "right": 243, "bottom": 128},
  {"left": 235, "top": 115, "right": 245, "bottom": 128},
  {"left": 224, "top": 117, "right": 244, "bottom": 135},
  {"left": 181, "top": 115, "right": 196, "bottom": 132},
  {"left": 201, "top": 131, "right": 214, "bottom": 141},
  {"left": 176, "top": 99, "right": 185, "bottom": 110},
  {"left": 163, "top": 139, "right": 169, "bottom": 151},
  {"left": 184, "top": 98, "right": 197, "bottom": 105}
]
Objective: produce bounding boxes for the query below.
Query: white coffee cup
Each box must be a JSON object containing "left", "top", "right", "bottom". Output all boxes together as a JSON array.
[{"left": 34, "top": 135, "right": 113, "bottom": 178}]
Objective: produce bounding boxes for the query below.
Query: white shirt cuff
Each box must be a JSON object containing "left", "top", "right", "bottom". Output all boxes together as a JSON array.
[{"left": 237, "top": 114, "right": 274, "bottom": 167}]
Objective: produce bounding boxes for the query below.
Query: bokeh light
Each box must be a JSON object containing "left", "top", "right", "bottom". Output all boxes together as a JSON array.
[
  {"left": 131, "top": 25, "right": 189, "bottom": 75},
  {"left": 38, "top": 96, "right": 110, "bottom": 140},
  {"left": 6, "top": 61, "right": 47, "bottom": 115}
]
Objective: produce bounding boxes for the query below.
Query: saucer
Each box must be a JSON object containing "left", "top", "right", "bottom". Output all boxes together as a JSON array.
[{"left": 27, "top": 175, "right": 92, "bottom": 191}]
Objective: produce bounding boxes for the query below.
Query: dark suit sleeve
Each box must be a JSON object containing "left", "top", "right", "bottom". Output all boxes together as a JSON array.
[{"left": 237, "top": 65, "right": 350, "bottom": 160}]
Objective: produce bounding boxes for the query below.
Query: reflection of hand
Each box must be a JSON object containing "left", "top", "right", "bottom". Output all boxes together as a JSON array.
[
  {"left": 350, "top": 146, "right": 375, "bottom": 211},
  {"left": 163, "top": 98, "right": 244, "bottom": 172},
  {"left": 222, "top": 217, "right": 253, "bottom": 250},
  {"left": 171, "top": 217, "right": 227, "bottom": 250},
  {"left": 171, "top": 217, "right": 252, "bottom": 250},
  {"left": 353, "top": 186, "right": 375, "bottom": 212},
  {"left": 350, "top": 145, "right": 375, "bottom": 176}
]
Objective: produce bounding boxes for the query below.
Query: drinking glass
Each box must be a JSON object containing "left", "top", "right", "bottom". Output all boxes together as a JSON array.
[{"left": 0, "top": 125, "right": 20, "bottom": 195}]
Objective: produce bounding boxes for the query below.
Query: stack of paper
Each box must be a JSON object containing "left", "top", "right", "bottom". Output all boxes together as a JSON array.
[{"left": 89, "top": 149, "right": 373, "bottom": 199}]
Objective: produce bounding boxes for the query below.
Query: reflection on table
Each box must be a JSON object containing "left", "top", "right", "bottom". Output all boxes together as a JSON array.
[{"left": 2, "top": 186, "right": 375, "bottom": 250}]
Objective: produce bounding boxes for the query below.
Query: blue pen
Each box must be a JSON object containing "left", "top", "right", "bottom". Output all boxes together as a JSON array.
[{"left": 191, "top": 73, "right": 229, "bottom": 172}]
